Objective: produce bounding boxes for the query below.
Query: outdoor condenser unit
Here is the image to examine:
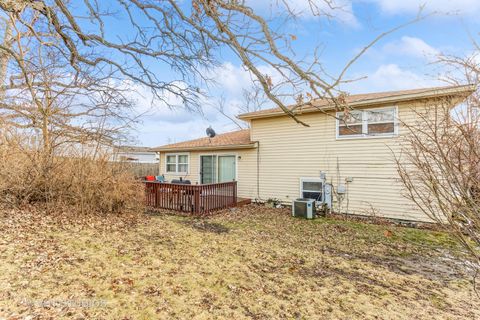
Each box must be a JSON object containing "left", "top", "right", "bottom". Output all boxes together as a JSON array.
[{"left": 292, "top": 198, "right": 317, "bottom": 219}]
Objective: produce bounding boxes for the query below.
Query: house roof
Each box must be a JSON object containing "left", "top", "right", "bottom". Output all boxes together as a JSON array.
[
  {"left": 116, "top": 146, "right": 155, "bottom": 153},
  {"left": 154, "top": 85, "right": 475, "bottom": 152},
  {"left": 237, "top": 84, "right": 476, "bottom": 120},
  {"left": 154, "top": 129, "right": 255, "bottom": 152}
]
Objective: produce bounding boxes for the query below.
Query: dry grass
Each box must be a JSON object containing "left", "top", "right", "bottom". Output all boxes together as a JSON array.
[
  {"left": 0, "top": 205, "right": 479, "bottom": 319},
  {"left": 0, "top": 137, "right": 143, "bottom": 213}
]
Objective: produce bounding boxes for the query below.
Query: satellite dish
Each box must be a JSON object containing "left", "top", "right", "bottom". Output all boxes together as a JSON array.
[{"left": 206, "top": 126, "right": 216, "bottom": 138}]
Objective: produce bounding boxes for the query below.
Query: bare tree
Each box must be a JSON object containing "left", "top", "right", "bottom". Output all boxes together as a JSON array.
[
  {"left": 396, "top": 97, "right": 480, "bottom": 279},
  {"left": 395, "top": 48, "right": 480, "bottom": 278},
  {"left": 0, "top": 11, "right": 138, "bottom": 152},
  {"left": 0, "top": 0, "right": 423, "bottom": 126},
  {"left": 0, "top": 9, "right": 145, "bottom": 209}
]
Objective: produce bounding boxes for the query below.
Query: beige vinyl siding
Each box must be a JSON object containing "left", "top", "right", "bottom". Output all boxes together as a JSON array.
[
  {"left": 249, "top": 101, "right": 434, "bottom": 222},
  {"left": 159, "top": 149, "right": 257, "bottom": 199},
  {"left": 156, "top": 97, "right": 461, "bottom": 222}
]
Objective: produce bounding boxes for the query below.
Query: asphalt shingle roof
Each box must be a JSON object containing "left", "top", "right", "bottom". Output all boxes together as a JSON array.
[
  {"left": 154, "top": 129, "right": 252, "bottom": 151},
  {"left": 237, "top": 84, "right": 475, "bottom": 120}
]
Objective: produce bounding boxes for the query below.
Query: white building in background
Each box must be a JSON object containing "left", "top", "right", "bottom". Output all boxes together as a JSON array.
[{"left": 112, "top": 146, "right": 158, "bottom": 164}]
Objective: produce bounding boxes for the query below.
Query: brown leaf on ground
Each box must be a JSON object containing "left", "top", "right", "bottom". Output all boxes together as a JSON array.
[{"left": 0, "top": 205, "right": 478, "bottom": 319}]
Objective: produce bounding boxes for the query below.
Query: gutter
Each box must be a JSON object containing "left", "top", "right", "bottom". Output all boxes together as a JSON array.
[{"left": 153, "top": 142, "right": 258, "bottom": 153}]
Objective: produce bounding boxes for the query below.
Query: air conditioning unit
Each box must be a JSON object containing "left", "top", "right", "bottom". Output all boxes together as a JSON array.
[{"left": 292, "top": 198, "right": 316, "bottom": 219}]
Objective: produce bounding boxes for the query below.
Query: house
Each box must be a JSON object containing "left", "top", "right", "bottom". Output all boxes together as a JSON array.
[
  {"left": 112, "top": 146, "right": 158, "bottom": 164},
  {"left": 112, "top": 146, "right": 159, "bottom": 177},
  {"left": 153, "top": 84, "right": 475, "bottom": 222}
]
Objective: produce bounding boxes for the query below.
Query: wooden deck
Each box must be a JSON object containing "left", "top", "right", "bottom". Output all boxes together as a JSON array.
[{"left": 144, "top": 181, "right": 250, "bottom": 214}]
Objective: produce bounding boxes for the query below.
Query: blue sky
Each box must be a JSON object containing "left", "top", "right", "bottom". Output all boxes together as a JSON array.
[{"left": 127, "top": 0, "right": 480, "bottom": 147}]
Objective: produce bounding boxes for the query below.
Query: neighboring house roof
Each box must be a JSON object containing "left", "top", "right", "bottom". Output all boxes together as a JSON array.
[
  {"left": 237, "top": 84, "right": 476, "bottom": 120},
  {"left": 154, "top": 129, "right": 255, "bottom": 152},
  {"left": 116, "top": 146, "right": 155, "bottom": 153}
]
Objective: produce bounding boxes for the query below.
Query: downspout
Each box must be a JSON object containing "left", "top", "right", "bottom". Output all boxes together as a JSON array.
[{"left": 256, "top": 141, "right": 261, "bottom": 201}]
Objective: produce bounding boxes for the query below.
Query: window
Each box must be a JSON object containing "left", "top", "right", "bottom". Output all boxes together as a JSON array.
[
  {"left": 178, "top": 155, "right": 188, "bottom": 172},
  {"left": 338, "top": 110, "right": 363, "bottom": 137},
  {"left": 367, "top": 109, "right": 395, "bottom": 135},
  {"left": 165, "top": 154, "right": 189, "bottom": 173},
  {"left": 300, "top": 178, "right": 323, "bottom": 202},
  {"left": 337, "top": 107, "right": 397, "bottom": 138}
]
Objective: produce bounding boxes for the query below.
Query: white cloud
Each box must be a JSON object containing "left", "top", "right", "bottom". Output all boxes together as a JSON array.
[
  {"left": 345, "top": 64, "right": 441, "bottom": 93},
  {"left": 252, "top": 0, "right": 480, "bottom": 24},
  {"left": 290, "top": 0, "right": 359, "bottom": 26},
  {"left": 248, "top": 0, "right": 359, "bottom": 27},
  {"left": 208, "top": 62, "right": 285, "bottom": 95},
  {"left": 209, "top": 62, "right": 254, "bottom": 96},
  {"left": 126, "top": 81, "right": 207, "bottom": 124},
  {"left": 366, "top": 0, "right": 480, "bottom": 16},
  {"left": 129, "top": 62, "right": 276, "bottom": 147},
  {"left": 383, "top": 36, "right": 440, "bottom": 61}
]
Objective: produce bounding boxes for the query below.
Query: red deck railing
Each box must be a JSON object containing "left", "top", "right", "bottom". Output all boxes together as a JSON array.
[{"left": 144, "top": 181, "right": 237, "bottom": 214}]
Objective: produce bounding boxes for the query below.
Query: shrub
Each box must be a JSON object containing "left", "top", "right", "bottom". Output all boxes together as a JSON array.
[{"left": 0, "top": 134, "right": 144, "bottom": 214}]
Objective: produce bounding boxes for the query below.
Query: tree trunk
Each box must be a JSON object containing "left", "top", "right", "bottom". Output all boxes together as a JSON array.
[{"left": 0, "top": 17, "right": 12, "bottom": 99}]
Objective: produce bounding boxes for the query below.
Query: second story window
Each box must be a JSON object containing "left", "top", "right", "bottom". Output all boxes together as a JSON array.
[
  {"left": 367, "top": 108, "right": 396, "bottom": 135},
  {"left": 338, "top": 110, "right": 363, "bottom": 137},
  {"left": 337, "top": 107, "right": 397, "bottom": 139}
]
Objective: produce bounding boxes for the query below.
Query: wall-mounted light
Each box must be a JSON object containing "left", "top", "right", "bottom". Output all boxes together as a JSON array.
[{"left": 238, "top": 155, "right": 242, "bottom": 160}]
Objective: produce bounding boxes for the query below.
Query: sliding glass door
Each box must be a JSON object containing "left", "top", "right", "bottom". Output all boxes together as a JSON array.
[
  {"left": 200, "top": 155, "right": 216, "bottom": 184},
  {"left": 200, "top": 155, "right": 236, "bottom": 184},
  {"left": 218, "top": 156, "right": 235, "bottom": 182}
]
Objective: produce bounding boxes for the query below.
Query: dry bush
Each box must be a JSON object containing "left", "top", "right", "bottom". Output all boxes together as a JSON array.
[
  {"left": 396, "top": 101, "right": 480, "bottom": 270},
  {"left": 0, "top": 133, "right": 144, "bottom": 214}
]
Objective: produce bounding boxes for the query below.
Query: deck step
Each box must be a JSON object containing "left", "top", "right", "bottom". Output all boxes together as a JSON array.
[{"left": 236, "top": 198, "right": 251, "bottom": 206}]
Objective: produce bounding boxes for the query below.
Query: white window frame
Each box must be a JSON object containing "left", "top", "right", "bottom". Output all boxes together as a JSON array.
[
  {"left": 336, "top": 106, "right": 399, "bottom": 140},
  {"left": 165, "top": 153, "right": 189, "bottom": 174},
  {"left": 299, "top": 177, "right": 324, "bottom": 202}
]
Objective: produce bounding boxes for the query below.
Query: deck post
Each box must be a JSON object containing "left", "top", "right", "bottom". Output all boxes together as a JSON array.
[
  {"left": 233, "top": 181, "right": 237, "bottom": 206},
  {"left": 194, "top": 187, "right": 200, "bottom": 214}
]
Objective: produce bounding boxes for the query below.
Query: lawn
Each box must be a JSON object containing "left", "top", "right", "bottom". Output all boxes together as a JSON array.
[{"left": 0, "top": 205, "right": 479, "bottom": 319}]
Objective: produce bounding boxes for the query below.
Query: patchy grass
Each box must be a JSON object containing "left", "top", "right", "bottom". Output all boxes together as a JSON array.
[{"left": 0, "top": 205, "right": 478, "bottom": 319}]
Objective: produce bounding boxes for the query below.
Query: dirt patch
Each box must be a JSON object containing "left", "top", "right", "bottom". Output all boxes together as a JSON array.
[
  {"left": 186, "top": 220, "right": 230, "bottom": 234},
  {"left": 321, "top": 247, "right": 470, "bottom": 282}
]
